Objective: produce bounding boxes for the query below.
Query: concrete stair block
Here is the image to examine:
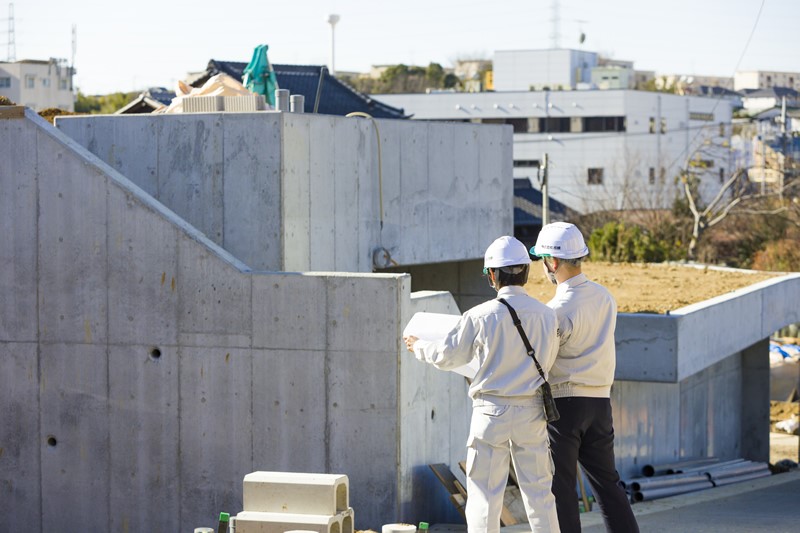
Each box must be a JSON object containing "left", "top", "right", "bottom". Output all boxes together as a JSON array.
[
  {"left": 243, "top": 471, "right": 349, "bottom": 515},
  {"left": 235, "top": 508, "right": 354, "bottom": 533}
]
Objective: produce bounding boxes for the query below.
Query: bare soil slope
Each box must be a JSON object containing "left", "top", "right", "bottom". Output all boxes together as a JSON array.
[{"left": 525, "top": 262, "right": 780, "bottom": 314}]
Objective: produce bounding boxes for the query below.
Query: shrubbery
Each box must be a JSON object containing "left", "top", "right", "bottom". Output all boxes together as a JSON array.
[{"left": 587, "top": 221, "right": 685, "bottom": 263}]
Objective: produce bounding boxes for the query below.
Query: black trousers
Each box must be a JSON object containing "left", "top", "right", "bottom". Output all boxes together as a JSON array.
[{"left": 548, "top": 397, "right": 639, "bottom": 533}]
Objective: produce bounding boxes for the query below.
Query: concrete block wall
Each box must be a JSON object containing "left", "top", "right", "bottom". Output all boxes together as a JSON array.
[
  {"left": 55, "top": 113, "right": 513, "bottom": 274},
  {"left": 1, "top": 109, "right": 467, "bottom": 531}
]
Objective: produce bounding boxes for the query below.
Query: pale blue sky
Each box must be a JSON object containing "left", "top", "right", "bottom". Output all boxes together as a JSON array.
[{"left": 8, "top": 0, "right": 799, "bottom": 94}]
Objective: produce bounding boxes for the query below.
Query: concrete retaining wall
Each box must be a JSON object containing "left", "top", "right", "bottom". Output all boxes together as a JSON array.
[
  {"left": 0, "top": 109, "right": 467, "bottom": 531},
  {"left": 55, "top": 112, "right": 513, "bottom": 273}
]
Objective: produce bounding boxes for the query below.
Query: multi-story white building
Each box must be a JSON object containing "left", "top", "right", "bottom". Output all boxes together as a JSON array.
[
  {"left": 734, "top": 70, "right": 800, "bottom": 92},
  {"left": 0, "top": 59, "right": 75, "bottom": 111},
  {"left": 493, "top": 49, "right": 598, "bottom": 91},
  {"left": 375, "top": 90, "right": 733, "bottom": 213}
]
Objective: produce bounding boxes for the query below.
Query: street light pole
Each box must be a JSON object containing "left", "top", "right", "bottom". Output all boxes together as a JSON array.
[{"left": 327, "top": 14, "right": 340, "bottom": 76}]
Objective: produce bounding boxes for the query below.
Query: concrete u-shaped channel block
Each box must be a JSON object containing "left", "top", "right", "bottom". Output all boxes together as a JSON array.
[
  {"left": 235, "top": 508, "right": 355, "bottom": 533},
  {"left": 243, "top": 471, "right": 350, "bottom": 515}
]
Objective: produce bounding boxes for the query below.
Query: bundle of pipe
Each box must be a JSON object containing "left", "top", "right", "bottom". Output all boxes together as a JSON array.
[
  {"left": 625, "top": 459, "right": 772, "bottom": 502},
  {"left": 640, "top": 457, "right": 720, "bottom": 477}
]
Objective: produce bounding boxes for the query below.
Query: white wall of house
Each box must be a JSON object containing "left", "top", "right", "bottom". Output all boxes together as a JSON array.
[
  {"left": 735, "top": 70, "right": 800, "bottom": 91},
  {"left": 0, "top": 60, "right": 75, "bottom": 111},
  {"left": 493, "top": 49, "right": 598, "bottom": 91},
  {"left": 375, "top": 90, "right": 733, "bottom": 213}
]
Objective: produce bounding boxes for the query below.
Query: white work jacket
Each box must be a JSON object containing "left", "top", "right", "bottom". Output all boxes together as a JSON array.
[
  {"left": 547, "top": 272, "right": 617, "bottom": 398},
  {"left": 413, "top": 285, "right": 559, "bottom": 400}
]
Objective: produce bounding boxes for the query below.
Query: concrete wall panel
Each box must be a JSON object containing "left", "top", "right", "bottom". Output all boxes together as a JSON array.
[
  {"left": 427, "top": 124, "right": 458, "bottom": 259},
  {"left": 332, "top": 118, "right": 362, "bottom": 271},
  {"left": 355, "top": 119, "right": 379, "bottom": 272},
  {"left": 373, "top": 119, "right": 403, "bottom": 265},
  {"left": 222, "top": 114, "right": 282, "bottom": 271},
  {"left": 282, "top": 115, "right": 311, "bottom": 271},
  {"left": 615, "top": 314, "right": 678, "bottom": 381},
  {"left": 252, "top": 348, "right": 327, "bottom": 472},
  {"left": 0, "top": 342, "right": 40, "bottom": 532},
  {"left": 399, "top": 120, "right": 430, "bottom": 264},
  {"left": 158, "top": 115, "right": 224, "bottom": 245},
  {"left": 56, "top": 115, "right": 160, "bottom": 197},
  {"left": 0, "top": 117, "right": 37, "bottom": 341},
  {"left": 40, "top": 343, "right": 109, "bottom": 533},
  {"left": 612, "top": 380, "right": 681, "bottom": 478},
  {"left": 328, "top": 349, "right": 398, "bottom": 524},
  {"left": 252, "top": 273, "right": 327, "bottom": 350},
  {"left": 308, "top": 115, "right": 337, "bottom": 270},
  {"left": 477, "top": 124, "right": 513, "bottom": 247},
  {"left": 108, "top": 186, "right": 180, "bottom": 346},
  {"left": 679, "top": 355, "right": 742, "bottom": 459},
  {"left": 109, "top": 345, "right": 180, "bottom": 533},
  {"left": 37, "top": 131, "right": 108, "bottom": 344},
  {"left": 177, "top": 235, "right": 252, "bottom": 347},
  {"left": 326, "top": 274, "right": 401, "bottom": 353},
  {"left": 179, "top": 347, "right": 253, "bottom": 528}
]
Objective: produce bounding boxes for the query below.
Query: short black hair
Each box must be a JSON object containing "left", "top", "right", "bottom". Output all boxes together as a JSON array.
[{"left": 492, "top": 264, "right": 529, "bottom": 287}]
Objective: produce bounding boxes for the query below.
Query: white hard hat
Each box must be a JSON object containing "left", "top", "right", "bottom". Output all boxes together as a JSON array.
[
  {"left": 531, "top": 222, "right": 589, "bottom": 259},
  {"left": 484, "top": 236, "right": 531, "bottom": 269}
]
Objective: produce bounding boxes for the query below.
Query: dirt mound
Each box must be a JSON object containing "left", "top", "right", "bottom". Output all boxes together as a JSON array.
[
  {"left": 38, "top": 108, "right": 82, "bottom": 125},
  {"left": 0, "top": 95, "right": 16, "bottom": 106},
  {"left": 525, "top": 262, "right": 780, "bottom": 314}
]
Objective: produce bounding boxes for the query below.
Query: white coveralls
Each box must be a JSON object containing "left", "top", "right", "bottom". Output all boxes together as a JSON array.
[{"left": 413, "top": 285, "right": 561, "bottom": 533}]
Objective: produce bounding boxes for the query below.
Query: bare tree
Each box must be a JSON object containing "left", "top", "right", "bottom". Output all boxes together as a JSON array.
[{"left": 681, "top": 151, "right": 799, "bottom": 260}]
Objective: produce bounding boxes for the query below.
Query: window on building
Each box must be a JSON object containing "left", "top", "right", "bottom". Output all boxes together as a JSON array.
[
  {"left": 59, "top": 78, "right": 68, "bottom": 90},
  {"left": 649, "top": 167, "right": 656, "bottom": 185},
  {"left": 25, "top": 75, "right": 35, "bottom": 89},
  {"left": 0, "top": 77, "right": 10, "bottom": 88},
  {"left": 587, "top": 168, "right": 604, "bottom": 185},
  {"left": 660, "top": 167, "right": 666, "bottom": 184},
  {"left": 540, "top": 117, "right": 571, "bottom": 133},
  {"left": 719, "top": 122, "right": 725, "bottom": 137},
  {"left": 41, "top": 78, "right": 50, "bottom": 88},
  {"left": 506, "top": 118, "right": 529, "bottom": 133},
  {"left": 719, "top": 168, "right": 725, "bottom": 183},
  {"left": 649, "top": 117, "right": 656, "bottom": 134},
  {"left": 584, "top": 116, "right": 626, "bottom": 132},
  {"left": 660, "top": 118, "right": 667, "bottom": 134},
  {"left": 514, "top": 160, "right": 540, "bottom": 168}
]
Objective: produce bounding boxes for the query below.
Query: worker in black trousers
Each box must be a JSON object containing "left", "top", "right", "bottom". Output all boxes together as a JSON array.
[{"left": 532, "top": 222, "right": 639, "bottom": 533}]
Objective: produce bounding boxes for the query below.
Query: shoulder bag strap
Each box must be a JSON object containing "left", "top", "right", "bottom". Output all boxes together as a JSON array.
[{"left": 497, "top": 298, "right": 547, "bottom": 381}]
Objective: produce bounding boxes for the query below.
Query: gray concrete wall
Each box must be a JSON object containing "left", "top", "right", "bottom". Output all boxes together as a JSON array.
[
  {"left": 2, "top": 109, "right": 461, "bottom": 531},
  {"left": 55, "top": 112, "right": 513, "bottom": 273}
]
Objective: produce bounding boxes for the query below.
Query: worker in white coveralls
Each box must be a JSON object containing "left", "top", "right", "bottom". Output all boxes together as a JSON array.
[
  {"left": 404, "top": 236, "right": 561, "bottom": 533},
  {"left": 531, "top": 223, "right": 639, "bottom": 533}
]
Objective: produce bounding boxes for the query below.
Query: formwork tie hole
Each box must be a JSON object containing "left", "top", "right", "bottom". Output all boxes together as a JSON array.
[
  {"left": 47, "top": 436, "right": 57, "bottom": 447},
  {"left": 150, "top": 347, "right": 162, "bottom": 359}
]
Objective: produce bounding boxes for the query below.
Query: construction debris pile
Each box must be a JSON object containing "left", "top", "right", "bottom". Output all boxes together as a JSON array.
[{"left": 622, "top": 458, "right": 772, "bottom": 503}]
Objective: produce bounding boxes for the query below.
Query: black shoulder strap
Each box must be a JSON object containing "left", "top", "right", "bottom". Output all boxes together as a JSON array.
[{"left": 497, "top": 298, "right": 547, "bottom": 381}]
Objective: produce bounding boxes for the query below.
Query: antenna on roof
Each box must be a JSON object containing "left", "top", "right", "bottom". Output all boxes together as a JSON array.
[
  {"left": 7, "top": 3, "right": 16, "bottom": 62},
  {"left": 549, "top": 0, "right": 560, "bottom": 49},
  {"left": 70, "top": 23, "right": 76, "bottom": 90}
]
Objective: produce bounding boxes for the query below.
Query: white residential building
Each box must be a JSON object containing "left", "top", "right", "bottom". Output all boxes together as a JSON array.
[
  {"left": 0, "top": 59, "right": 75, "bottom": 111},
  {"left": 493, "top": 49, "right": 598, "bottom": 91},
  {"left": 375, "top": 90, "right": 733, "bottom": 214},
  {"left": 734, "top": 70, "right": 800, "bottom": 92}
]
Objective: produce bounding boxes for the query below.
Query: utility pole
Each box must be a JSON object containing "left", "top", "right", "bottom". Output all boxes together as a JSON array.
[
  {"left": 70, "top": 24, "right": 76, "bottom": 91},
  {"left": 780, "top": 95, "right": 787, "bottom": 200},
  {"left": 541, "top": 153, "right": 550, "bottom": 225},
  {"left": 6, "top": 3, "right": 15, "bottom": 62}
]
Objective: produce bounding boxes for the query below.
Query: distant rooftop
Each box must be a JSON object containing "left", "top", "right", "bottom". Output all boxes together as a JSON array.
[{"left": 196, "top": 60, "right": 408, "bottom": 119}]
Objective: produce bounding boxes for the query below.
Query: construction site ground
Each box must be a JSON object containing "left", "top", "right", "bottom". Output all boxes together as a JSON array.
[{"left": 524, "top": 261, "right": 780, "bottom": 314}]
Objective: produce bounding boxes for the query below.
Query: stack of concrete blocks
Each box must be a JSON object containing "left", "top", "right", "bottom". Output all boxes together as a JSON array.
[
  {"left": 224, "top": 94, "right": 267, "bottom": 112},
  {"left": 236, "top": 472, "right": 354, "bottom": 533},
  {"left": 183, "top": 95, "right": 224, "bottom": 113}
]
